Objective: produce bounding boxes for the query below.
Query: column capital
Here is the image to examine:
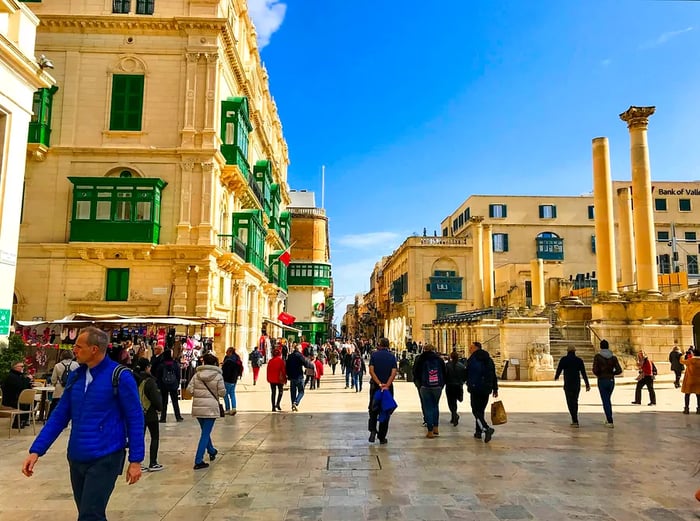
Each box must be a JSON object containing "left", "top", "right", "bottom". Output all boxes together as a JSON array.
[
  {"left": 619, "top": 106, "right": 655, "bottom": 130},
  {"left": 469, "top": 216, "right": 484, "bottom": 225}
]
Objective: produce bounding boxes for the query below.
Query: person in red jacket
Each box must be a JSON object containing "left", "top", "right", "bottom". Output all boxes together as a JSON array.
[
  {"left": 314, "top": 356, "right": 324, "bottom": 389},
  {"left": 266, "top": 349, "right": 286, "bottom": 412},
  {"left": 632, "top": 350, "right": 656, "bottom": 406}
]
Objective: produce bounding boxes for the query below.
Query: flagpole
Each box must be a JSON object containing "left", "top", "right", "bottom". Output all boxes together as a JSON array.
[{"left": 321, "top": 165, "right": 325, "bottom": 210}]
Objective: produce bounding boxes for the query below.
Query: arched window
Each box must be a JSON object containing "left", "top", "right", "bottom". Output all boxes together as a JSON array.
[{"left": 536, "top": 232, "right": 564, "bottom": 260}]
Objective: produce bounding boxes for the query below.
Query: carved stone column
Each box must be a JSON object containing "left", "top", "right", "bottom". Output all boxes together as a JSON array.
[
  {"left": 592, "top": 137, "right": 619, "bottom": 297},
  {"left": 616, "top": 187, "right": 636, "bottom": 290},
  {"left": 234, "top": 281, "right": 249, "bottom": 349},
  {"left": 177, "top": 160, "right": 194, "bottom": 244},
  {"left": 181, "top": 52, "right": 199, "bottom": 148},
  {"left": 198, "top": 161, "right": 214, "bottom": 245},
  {"left": 470, "top": 216, "right": 484, "bottom": 309},
  {"left": 171, "top": 265, "right": 190, "bottom": 315},
  {"left": 530, "top": 259, "right": 545, "bottom": 307},
  {"left": 482, "top": 223, "right": 494, "bottom": 307},
  {"left": 620, "top": 106, "right": 659, "bottom": 295},
  {"left": 202, "top": 52, "right": 218, "bottom": 148}
]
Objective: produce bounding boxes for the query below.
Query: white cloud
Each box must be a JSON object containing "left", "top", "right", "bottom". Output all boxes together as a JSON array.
[
  {"left": 641, "top": 27, "right": 693, "bottom": 49},
  {"left": 600, "top": 58, "right": 612, "bottom": 67},
  {"left": 336, "top": 232, "right": 402, "bottom": 249},
  {"left": 247, "top": 0, "right": 287, "bottom": 49}
]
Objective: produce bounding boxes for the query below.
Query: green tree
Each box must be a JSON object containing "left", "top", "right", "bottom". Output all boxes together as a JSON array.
[{"left": 0, "top": 333, "right": 27, "bottom": 381}]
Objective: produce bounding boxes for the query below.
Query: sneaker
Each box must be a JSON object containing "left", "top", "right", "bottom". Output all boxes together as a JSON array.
[
  {"left": 648, "top": 403, "right": 656, "bottom": 406},
  {"left": 291, "top": 403, "right": 298, "bottom": 412},
  {"left": 209, "top": 450, "right": 218, "bottom": 462},
  {"left": 275, "top": 405, "right": 282, "bottom": 411},
  {"left": 368, "top": 431, "right": 376, "bottom": 443},
  {"left": 484, "top": 427, "right": 495, "bottom": 443},
  {"left": 683, "top": 408, "right": 690, "bottom": 414},
  {"left": 379, "top": 438, "right": 388, "bottom": 445},
  {"left": 229, "top": 409, "right": 237, "bottom": 416},
  {"left": 570, "top": 422, "right": 579, "bottom": 428},
  {"left": 148, "top": 463, "right": 164, "bottom": 472},
  {"left": 426, "top": 431, "right": 434, "bottom": 439},
  {"left": 604, "top": 422, "right": 614, "bottom": 429},
  {"left": 176, "top": 417, "right": 184, "bottom": 422},
  {"left": 141, "top": 465, "right": 149, "bottom": 472},
  {"left": 630, "top": 401, "right": 641, "bottom": 405},
  {"left": 193, "top": 462, "right": 209, "bottom": 470},
  {"left": 474, "top": 432, "right": 482, "bottom": 439},
  {"left": 433, "top": 427, "right": 439, "bottom": 436}
]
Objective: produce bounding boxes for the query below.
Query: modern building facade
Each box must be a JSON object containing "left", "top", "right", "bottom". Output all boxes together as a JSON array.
[
  {"left": 0, "top": 0, "right": 55, "bottom": 336},
  {"left": 286, "top": 190, "right": 332, "bottom": 344},
  {"left": 14, "top": 0, "right": 291, "bottom": 351}
]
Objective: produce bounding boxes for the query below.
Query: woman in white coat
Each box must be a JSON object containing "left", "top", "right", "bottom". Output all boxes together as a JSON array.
[{"left": 187, "top": 353, "right": 225, "bottom": 469}]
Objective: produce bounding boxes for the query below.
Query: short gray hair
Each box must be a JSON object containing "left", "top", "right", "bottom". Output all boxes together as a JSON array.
[{"left": 79, "top": 326, "right": 109, "bottom": 353}]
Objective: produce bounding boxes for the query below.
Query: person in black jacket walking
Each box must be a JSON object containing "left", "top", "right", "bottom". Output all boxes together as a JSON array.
[
  {"left": 466, "top": 342, "right": 498, "bottom": 443},
  {"left": 669, "top": 346, "right": 684, "bottom": 389},
  {"left": 135, "top": 358, "right": 164, "bottom": 472},
  {"left": 554, "top": 346, "right": 590, "bottom": 427},
  {"left": 445, "top": 351, "right": 467, "bottom": 426}
]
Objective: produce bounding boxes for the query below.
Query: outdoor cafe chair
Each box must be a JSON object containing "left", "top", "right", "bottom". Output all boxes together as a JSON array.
[{"left": 5, "top": 388, "right": 39, "bottom": 438}]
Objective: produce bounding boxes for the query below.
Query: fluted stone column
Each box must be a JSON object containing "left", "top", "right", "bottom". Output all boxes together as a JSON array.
[
  {"left": 620, "top": 106, "right": 659, "bottom": 295},
  {"left": 592, "top": 137, "right": 619, "bottom": 297},
  {"left": 471, "top": 216, "right": 484, "bottom": 309},
  {"left": 482, "top": 224, "right": 494, "bottom": 307},
  {"left": 616, "top": 187, "right": 636, "bottom": 291},
  {"left": 530, "top": 259, "right": 545, "bottom": 307}
]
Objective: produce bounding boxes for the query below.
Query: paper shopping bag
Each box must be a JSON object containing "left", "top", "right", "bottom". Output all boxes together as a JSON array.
[{"left": 490, "top": 400, "right": 507, "bottom": 425}]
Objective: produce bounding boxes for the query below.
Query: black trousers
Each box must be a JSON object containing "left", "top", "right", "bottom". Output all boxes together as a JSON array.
[
  {"left": 69, "top": 449, "right": 124, "bottom": 521},
  {"left": 564, "top": 386, "right": 580, "bottom": 423},
  {"left": 368, "top": 382, "right": 393, "bottom": 441},
  {"left": 684, "top": 393, "right": 700, "bottom": 409},
  {"left": 674, "top": 369, "right": 683, "bottom": 387},
  {"left": 270, "top": 383, "right": 283, "bottom": 408},
  {"left": 469, "top": 391, "right": 490, "bottom": 433},
  {"left": 445, "top": 384, "right": 463, "bottom": 419},
  {"left": 160, "top": 387, "right": 182, "bottom": 421},
  {"left": 144, "top": 420, "right": 160, "bottom": 467},
  {"left": 634, "top": 376, "right": 656, "bottom": 404}
]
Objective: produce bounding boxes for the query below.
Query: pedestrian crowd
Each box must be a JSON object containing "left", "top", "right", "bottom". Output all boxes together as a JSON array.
[{"left": 5, "top": 326, "right": 700, "bottom": 520}]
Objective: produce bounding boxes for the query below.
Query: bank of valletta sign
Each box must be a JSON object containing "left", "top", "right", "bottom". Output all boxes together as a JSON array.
[{"left": 653, "top": 186, "right": 700, "bottom": 196}]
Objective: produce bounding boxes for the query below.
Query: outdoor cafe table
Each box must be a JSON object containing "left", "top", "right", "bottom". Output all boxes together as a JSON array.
[{"left": 33, "top": 386, "right": 55, "bottom": 422}]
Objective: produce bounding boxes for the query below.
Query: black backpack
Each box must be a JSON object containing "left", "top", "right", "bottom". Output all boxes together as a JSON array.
[
  {"left": 161, "top": 364, "right": 179, "bottom": 390},
  {"left": 58, "top": 361, "right": 73, "bottom": 387},
  {"left": 421, "top": 356, "right": 444, "bottom": 388}
]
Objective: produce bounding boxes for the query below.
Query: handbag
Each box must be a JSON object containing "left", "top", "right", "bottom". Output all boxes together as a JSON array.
[
  {"left": 201, "top": 378, "right": 225, "bottom": 418},
  {"left": 490, "top": 399, "right": 507, "bottom": 425}
]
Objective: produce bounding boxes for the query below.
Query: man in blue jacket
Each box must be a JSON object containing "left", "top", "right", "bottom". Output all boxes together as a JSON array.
[{"left": 22, "top": 326, "right": 144, "bottom": 521}]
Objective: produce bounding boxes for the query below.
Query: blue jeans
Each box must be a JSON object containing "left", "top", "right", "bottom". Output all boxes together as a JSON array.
[
  {"left": 290, "top": 376, "right": 305, "bottom": 406},
  {"left": 345, "top": 368, "right": 352, "bottom": 387},
  {"left": 597, "top": 378, "right": 615, "bottom": 423},
  {"left": 224, "top": 382, "right": 237, "bottom": 410},
  {"left": 195, "top": 418, "right": 217, "bottom": 464},
  {"left": 419, "top": 386, "right": 443, "bottom": 430},
  {"left": 352, "top": 372, "right": 363, "bottom": 392},
  {"left": 69, "top": 449, "right": 124, "bottom": 521}
]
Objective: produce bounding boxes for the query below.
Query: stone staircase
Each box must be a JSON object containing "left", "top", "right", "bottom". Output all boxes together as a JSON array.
[{"left": 549, "top": 324, "right": 597, "bottom": 370}]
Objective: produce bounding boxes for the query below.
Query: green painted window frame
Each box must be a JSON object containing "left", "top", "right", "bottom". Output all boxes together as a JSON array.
[
  {"left": 657, "top": 231, "right": 670, "bottom": 242},
  {"left": 279, "top": 210, "right": 290, "bottom": 246},
  {"left": 679, "top": 199, "right": 692, "bottom": 212},
  {"left": 539, "top": 204, "right": 557, "bottom": 219},
  {"left": 536, "top": 233, "right": 564, "bottom": 261},
  {"left": 269, "top": 183, "right": 281, "bottom": 232},
  {"left": 109, "top": 74, "right": 144, "bottom": 131},
  {"left": 135, "top": 0, "right": 154, "bottom": 14},
  {"left": 688, "top": 255, "right": 699, "bottom": 275},
  {"left": 287, "top": 263, "right": 331, "bottom": 287},
  {"left": 493, "top": 233, "right": 509, "bottom": 252},
  {"left": 112, "top": 0, "right": 130, "bottom": 12},
  {"left": 28, "top": 86, "right": 58, "bottom": 147},
  {"left": 587, "top": 205, "right": 594, "bottom": 220},
  {"left": 254, "top": 160, "right": 273, "bottom": 218},
  {"left": 232, "top": 210, "right": 267, "bottom": 272},
  {"left": 591, "top": 235, "right": 596, "bottom": 253},
  {"left": 654, "top": 198, "right": 667, "bottom": 211},
  {"left": 106, "top": 268, "right": 129, "bottom": 301},
  {"left": 685, "top": 232, "right": 697, "bottom": 242},
  {"left": 220, "top": 97, "right": 252, "bottom": 176},
  {"left": 268, "top": 252, "right": 288, "bottom": 292},
  {"left": 68, "top": 176, "right": 166, "bottom": 243},
  {"left": 489, "top": 204, "right": 507, "bottom": 218}
]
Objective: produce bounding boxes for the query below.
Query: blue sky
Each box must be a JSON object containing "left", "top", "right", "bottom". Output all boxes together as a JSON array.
[{"left": 250, "top": 0, "right": 700, "bottom": 317}]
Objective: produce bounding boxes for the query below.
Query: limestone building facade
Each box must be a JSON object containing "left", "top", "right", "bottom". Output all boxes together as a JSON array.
[
  {"left": 286, "top": 190, "right": 333, "bottom": 344},
  {"left": 15, "top": 0, "right": 292, "bottom": 351},
  {"left": 0, "top": 0, "right": 54, "bottom": 336}
]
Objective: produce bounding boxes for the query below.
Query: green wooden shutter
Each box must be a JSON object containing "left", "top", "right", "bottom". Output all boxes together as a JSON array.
[
  {"left": 502, "top": 205, "right": 507, "bottom": 218},
  {"left": 588, "top": 205, "right": 594, "bottom": 219},
  {"left": 106, "top": 268, "right": 129, "bottom": 301},
  {"left": 110, "top": 75, "right": 144, "bottom": 131},
  {"left": 503, "top": 234, "right": 509, "bottom": 252},
  {"left": 552, "top": 205, "right": 557, "bottom": 218},
  {"left": 538, "top": 205, "right": 544, "bottom": 218},
  {"left": 489, "top": 204, "right": 495, "bottom": 218}
]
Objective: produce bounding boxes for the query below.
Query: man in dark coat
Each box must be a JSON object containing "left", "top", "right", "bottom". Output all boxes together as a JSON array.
[
  {"left": 466, "top": 342, "right": 498, "bottom": 443},
  {"left": 1, "top": 360, "right": 32, "bottom": 428},
  {"left": 554, "top": 345, "right": 590, "bottom": 427},
  {"left": 669, "top": 346, "right": 684, "bottom": 389},
  {"left": 134, "top": 358, "right": 164, "bottom": 472}
]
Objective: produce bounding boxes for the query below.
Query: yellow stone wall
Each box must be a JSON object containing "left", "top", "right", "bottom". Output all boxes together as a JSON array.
[{"left": 15, "top": 0, "right": 291, "bottom": 352}]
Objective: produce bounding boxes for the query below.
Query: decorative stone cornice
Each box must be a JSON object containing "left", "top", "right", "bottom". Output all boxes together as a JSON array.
[
  {"left": 469, "top": 215, "right": 485, "bottom": 225},
  {"left": 619, "top": 106, "right": 655, "bottom": 130},
  {"left": 37, "top": 16, "right": 225, "bottom": 34}
]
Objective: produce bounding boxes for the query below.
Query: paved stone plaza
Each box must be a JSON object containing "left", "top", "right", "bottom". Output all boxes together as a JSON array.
[{"left": 1, "top": 371, "right": 699, "bottom": 521}]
